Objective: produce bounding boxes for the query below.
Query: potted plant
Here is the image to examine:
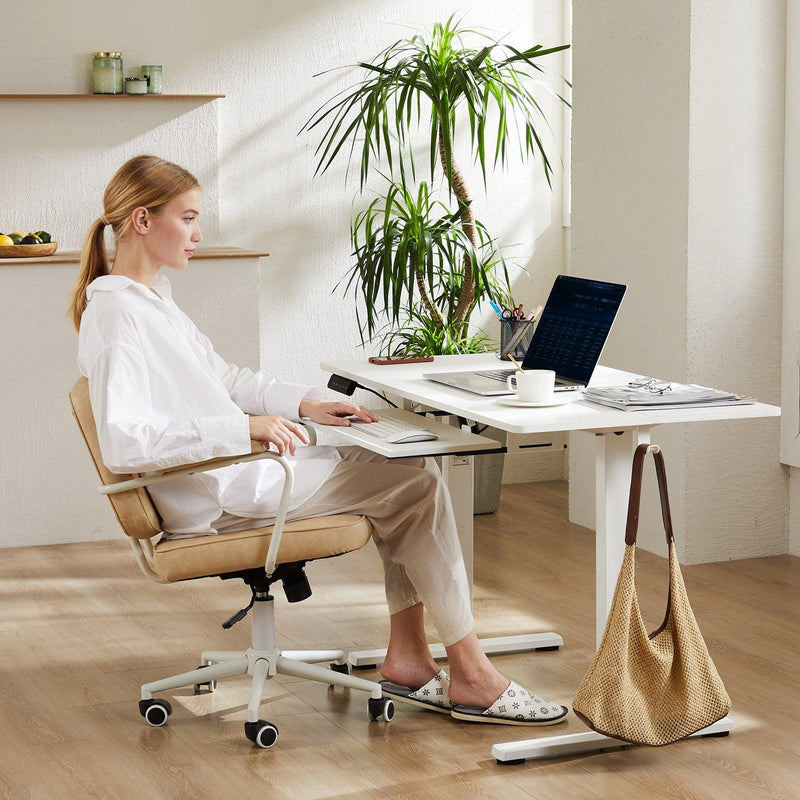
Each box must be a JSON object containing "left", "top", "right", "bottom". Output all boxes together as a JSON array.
[
  {"left": 305, "top": 16, "right": 569, "bottom": 511},
  {"left": 304, "top": 15, "right": 569, "bottom": 354}
]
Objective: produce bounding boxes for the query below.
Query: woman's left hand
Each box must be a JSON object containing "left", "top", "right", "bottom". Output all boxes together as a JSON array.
[{"left": 298, "top": 399, "right": 379, "bottom": 426}]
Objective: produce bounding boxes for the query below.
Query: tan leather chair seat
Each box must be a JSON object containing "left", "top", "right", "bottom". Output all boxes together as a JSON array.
[{"left": 152, "top": 514, "right": 372, "bottom": 581}]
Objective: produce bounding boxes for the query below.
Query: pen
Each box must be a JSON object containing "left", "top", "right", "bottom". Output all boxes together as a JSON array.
[
  {"left": 526, "top": 304, "right": 543, "bottom": 321},
  {"left": 508, "top": 354, "right": 524, "bottom": 372},
  {"left": 489, "top": 299, "right": 515, "bottom": 332}
]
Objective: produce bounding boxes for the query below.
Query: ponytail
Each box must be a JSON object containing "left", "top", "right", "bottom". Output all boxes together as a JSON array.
[{"left": 68, "top": 217, "right": 109, "bottom": 332}]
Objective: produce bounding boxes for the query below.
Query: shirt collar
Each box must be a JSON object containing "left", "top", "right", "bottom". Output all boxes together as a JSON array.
[{"left": 86, "top": 271, "right": 173, "bottom": 302}]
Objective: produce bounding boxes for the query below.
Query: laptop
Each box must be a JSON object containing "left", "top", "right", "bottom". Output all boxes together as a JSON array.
[{"left": 423, "top": 275, "right": 627, "bottom": 396}]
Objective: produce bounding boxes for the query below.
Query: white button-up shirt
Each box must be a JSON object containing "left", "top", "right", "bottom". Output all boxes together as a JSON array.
[{"left": 77, "top": 271, "right": 341, "bottom": 537}]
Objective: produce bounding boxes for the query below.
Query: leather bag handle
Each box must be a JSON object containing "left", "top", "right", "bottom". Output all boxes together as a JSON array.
[{"left": 624, "top": 443, "right": 674, "bottom": 546}]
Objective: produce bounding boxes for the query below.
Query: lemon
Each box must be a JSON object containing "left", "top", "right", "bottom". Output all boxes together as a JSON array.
[{"left": 0, "top": 234, "right": 14, "bottom": 246}]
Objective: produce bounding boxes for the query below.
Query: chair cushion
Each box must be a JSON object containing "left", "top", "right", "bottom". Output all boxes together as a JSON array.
[{"left": 152, "top": 514, "right": 373, "bottom": 581}]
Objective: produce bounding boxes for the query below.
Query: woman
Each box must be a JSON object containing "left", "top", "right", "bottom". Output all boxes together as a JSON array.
[{"left": 68, "top": 155, "right": 567, "bottom": 727}]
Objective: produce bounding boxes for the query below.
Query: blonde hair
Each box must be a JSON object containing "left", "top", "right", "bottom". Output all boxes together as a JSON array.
[{"left": 67, "top": 155, "right": 199, "bottom": 332}]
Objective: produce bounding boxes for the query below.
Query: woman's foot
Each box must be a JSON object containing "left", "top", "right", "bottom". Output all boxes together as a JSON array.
[
  {"left": 446, "top": 664, "right": 510, "bottom": 708},
  {"left": 381, "top": 602, "right": 439, "bottom": 690},
  {"left": 379, "top": 656, "right": 440, "bottom": 690}
]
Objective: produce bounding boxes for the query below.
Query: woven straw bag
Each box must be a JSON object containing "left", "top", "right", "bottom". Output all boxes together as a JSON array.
[{"left": 572, "top": 443, "right": 731, "bottom": 746}]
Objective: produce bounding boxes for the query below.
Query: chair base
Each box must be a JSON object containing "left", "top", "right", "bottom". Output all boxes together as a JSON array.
[{"left": 139, "top": 592, "right": 390, "bottom": 746}]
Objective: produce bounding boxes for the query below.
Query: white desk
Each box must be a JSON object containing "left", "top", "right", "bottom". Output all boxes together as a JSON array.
[{"left": 321, "top": 354, "right": 780, "bottom": 762}]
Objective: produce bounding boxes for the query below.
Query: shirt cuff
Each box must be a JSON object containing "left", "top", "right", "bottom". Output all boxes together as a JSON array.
[
  {"left": 271, "top": 385, "right": 322, "bottom": 421},
  {"left": 194, "top": 414, "right": 252, "bottom": 458}
]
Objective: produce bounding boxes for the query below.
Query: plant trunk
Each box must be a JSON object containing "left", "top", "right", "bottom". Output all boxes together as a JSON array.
[
  {"left": 416, "top": 264, "right": 444, "bottom": 329},
  {"left": 438, "top": 122, "right": 475, "bottom": 337}
]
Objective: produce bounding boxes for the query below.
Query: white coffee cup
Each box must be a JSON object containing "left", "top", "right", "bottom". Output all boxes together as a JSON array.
[{"left": 507, "top": 369, "right": 556, "bottom": 403}]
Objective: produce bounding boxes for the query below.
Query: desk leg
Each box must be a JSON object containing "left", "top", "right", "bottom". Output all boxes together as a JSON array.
[
  {"left": 594, "top": 428, "right": 649, "bottom": 647},
  {"left": 491, "top": 427, "right": 734, "bottom": 762},
  {"left": 441, "top": 453, "right": 474, "bottom": 596}
]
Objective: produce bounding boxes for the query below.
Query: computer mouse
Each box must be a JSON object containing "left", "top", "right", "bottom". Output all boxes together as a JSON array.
[{"left": 386, "top": 429, "right": 439, "bottom": 444}]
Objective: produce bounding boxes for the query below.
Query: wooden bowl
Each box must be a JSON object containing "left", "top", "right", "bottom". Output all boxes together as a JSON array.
[{"left": 0, "top": 242, "right": 59, "bottom": 258}]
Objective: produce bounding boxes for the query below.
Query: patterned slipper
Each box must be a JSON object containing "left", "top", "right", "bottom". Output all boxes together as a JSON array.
[
  {"left": 380, "top": 669, "right": 452, "bottom": 715},
  {"left": 450, "top": 679, "right": 568, "bottom": 726}
]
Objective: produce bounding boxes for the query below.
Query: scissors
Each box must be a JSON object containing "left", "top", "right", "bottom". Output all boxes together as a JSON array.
[{"left": 502, "top": 305, "right": 524, "bottom": 321}]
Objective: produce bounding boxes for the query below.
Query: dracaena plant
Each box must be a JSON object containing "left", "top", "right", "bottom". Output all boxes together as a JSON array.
[{"left": 303, "top": 15, "right": 569, "bottom": 355}]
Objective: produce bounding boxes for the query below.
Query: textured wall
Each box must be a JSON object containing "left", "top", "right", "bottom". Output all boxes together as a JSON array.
[{"left": 569, "top": 0, "right": 787, "bottom": 564}]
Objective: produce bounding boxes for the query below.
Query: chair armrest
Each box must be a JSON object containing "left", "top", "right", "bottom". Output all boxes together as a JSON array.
[{"left": 99, "top": 443, "right": 275, "bottom": 496}]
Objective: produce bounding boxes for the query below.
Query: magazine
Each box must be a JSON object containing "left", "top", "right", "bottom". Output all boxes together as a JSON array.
[{"left": 583, "top": 381, "right": 756, "bottom": 412}]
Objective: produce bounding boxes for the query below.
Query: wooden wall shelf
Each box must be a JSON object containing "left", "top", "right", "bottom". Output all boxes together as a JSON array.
[
  {"left": 0, "top": 94, "right": 225, "bottom": 100},
  {"left": 0, "top": 246, "right": 268, "bottom": 265}
]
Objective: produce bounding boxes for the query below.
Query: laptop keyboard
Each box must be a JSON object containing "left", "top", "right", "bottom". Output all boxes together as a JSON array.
[
  {"left": 475, "top": 369, "right": 517, "bottom": 382},
  {"left": 474, "top": 370, "right": 582, "bottom": 390}
]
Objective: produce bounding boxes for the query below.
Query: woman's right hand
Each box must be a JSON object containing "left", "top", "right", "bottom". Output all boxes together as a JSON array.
[{"left": 248, "top": 415, "right": 310, "bottom": 457}]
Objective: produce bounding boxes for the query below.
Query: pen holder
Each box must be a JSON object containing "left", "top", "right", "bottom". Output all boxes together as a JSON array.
[{"left": 499, "top": 319, "right": 535, "bottom": 361}]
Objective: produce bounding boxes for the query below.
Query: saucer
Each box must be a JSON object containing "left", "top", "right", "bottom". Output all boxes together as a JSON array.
[{"left": 498, "top": 392, "right": 583, "bottom": 408}]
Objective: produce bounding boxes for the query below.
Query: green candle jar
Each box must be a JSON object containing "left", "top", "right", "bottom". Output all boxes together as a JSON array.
[
  {"left": 92, "top": 52, "right": 123, "bottom": 94},
  {"left": 141, "top": 65, "right": 163, "bottom": 94},
  {"left": 125, "top": 77, "right": 148, "bottom": 95}
]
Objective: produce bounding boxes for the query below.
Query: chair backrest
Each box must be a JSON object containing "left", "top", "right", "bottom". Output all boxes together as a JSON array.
[{"left": 69, "top": 376, "right": 162, "bottom": 540}]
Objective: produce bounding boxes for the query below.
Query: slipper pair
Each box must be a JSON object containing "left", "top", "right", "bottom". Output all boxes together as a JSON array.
[{"left": 380, "top": 669, "right": 569, "bottom": 726}]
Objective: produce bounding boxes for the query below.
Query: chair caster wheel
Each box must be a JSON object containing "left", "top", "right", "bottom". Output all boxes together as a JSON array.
[
  {"left": 328, "top": 661, "right": 350, "bottom": 684},
  {"left": 193, "top": 663, "right": 217, "bottom": 693},
  {"left": 368, "top": 697, "right": 394, "bottom": 722},
  {"left": 139, "top": 699, "right": 172, "bottom": 727},
  {"left": 245, "top": 720, "right": 279, "bottom": 749}
]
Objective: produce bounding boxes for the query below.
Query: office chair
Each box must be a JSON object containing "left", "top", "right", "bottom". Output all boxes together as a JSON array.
[{"left": 69, "top": 377, "right": 394, "bottom": 749}]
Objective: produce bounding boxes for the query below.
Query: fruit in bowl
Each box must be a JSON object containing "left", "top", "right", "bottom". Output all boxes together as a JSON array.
[{"left": 0, "top": 229, "right": 57, "bottom": 257}]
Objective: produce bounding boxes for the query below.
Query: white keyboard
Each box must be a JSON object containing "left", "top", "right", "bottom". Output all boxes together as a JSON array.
[{"left": 348, "top": 413, "right": 438, "bottom": 443}]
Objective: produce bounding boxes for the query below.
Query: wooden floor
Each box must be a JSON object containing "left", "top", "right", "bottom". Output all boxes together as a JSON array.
[{"left": 1, "top": 481, "right": 798, "bottom": 800}]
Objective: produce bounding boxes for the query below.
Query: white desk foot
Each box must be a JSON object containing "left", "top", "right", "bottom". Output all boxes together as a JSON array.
[
  {"left": 491, "top": 715, "right": 735, "bottom": 764},
  {"left": 347, "top": 632, "right": 564, "bottom": 668}
]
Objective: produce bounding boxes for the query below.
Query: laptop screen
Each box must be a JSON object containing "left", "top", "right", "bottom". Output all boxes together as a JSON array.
[{"left": 522, "top": 275, "right": 627, "bottom": 383}]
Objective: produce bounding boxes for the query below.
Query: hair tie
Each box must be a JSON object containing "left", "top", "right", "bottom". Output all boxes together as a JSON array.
[{"left": 99, "top": 214, "right": 109, "bottom": 226}]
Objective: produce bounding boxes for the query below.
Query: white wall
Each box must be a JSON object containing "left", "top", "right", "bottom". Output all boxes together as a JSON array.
[
  {"left": 570, "top": 0, "right": 787, "bottom": 564},
  {"left": 0, "top": 1, "right": 568, "bottom": 547}
]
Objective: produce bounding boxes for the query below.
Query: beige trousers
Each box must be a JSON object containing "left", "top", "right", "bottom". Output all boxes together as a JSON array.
[{"left": 280, "top": 445, "right": 474, "bottom": 647}]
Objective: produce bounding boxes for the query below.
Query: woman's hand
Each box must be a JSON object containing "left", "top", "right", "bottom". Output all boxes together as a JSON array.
[
  {"left": 298, "top": 398, "right": 379, "bottom": 427},
  {"left": 248, "top": 414, "right": 310, "bottom": 457}
]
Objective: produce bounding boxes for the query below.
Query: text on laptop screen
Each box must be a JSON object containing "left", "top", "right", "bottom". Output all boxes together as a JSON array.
[{"left": 522, "top": 275, "right": 626, "bottom": 383}]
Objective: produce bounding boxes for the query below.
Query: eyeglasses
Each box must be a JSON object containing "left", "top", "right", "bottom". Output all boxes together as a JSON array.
[{"left": 628, "top": 378, "right": 672, "bottom": 395}]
